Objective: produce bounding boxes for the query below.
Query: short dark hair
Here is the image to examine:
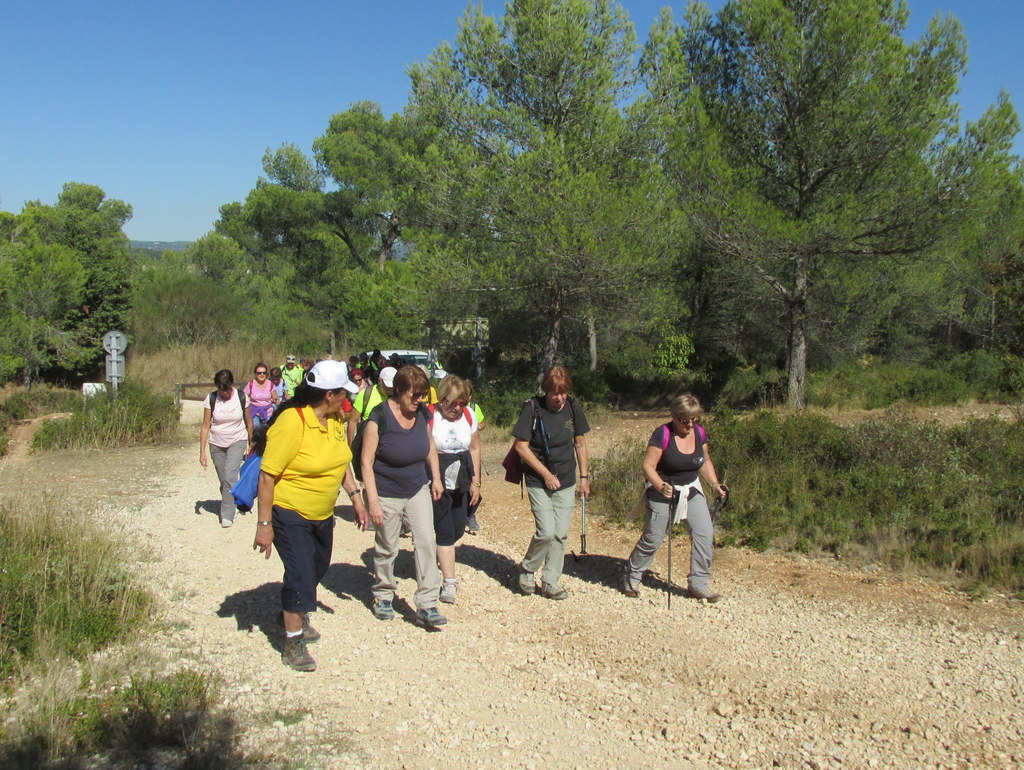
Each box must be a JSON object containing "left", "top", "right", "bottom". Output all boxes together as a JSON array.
[{"left": 214, "top": 369, "right": 234, "bottom": 389}]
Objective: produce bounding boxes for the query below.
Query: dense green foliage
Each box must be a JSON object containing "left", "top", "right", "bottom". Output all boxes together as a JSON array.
[
  {"left": 30, "top": 380, "right": 179, "bottom": 451},
  {"left": 2, "top": 0, "right": 1021, "bottom": 403},
  {"left": 0, "top": 184, "right": 133, "bottom": 386},
  {"left": 592, "top": 410, "right": 1024, "bottom": 594}
]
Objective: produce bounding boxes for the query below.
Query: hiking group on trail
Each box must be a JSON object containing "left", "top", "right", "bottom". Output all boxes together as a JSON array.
[{"left": 198, "top": 353, "right": 728, "bottom": 672}]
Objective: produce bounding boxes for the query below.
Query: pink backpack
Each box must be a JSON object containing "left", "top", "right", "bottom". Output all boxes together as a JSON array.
[{"left": 660, "top": 422, "right": 706, "bottom": 451}]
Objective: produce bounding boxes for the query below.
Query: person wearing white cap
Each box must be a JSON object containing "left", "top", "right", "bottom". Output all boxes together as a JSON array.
[
  {"left": 253, "top": 359, "right": 366, "bottom": 672},
  {"left": 346, "top": 366, "right": 397, "bottom": 444},
  {"left": 281, "top": 354, "right": 303, "bottom": 399}
]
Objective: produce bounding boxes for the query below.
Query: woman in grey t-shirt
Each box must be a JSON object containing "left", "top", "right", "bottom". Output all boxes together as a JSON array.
[{"left": 512, "top": 366, "right": 591, "bottom": 600}]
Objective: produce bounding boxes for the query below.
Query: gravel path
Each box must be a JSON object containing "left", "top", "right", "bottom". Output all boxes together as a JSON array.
[{"left": 3, "top": 407, "right": 1022, "bottom": 769}]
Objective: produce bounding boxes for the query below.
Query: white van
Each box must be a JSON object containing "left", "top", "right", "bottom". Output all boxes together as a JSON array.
[{"left": 369, "top": 350, "right": 447, "bottom": 379}]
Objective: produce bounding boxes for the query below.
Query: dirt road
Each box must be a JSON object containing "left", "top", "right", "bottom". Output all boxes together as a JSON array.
[{"left": 2, "top": 407, "right": 1022, "bottom": 768}]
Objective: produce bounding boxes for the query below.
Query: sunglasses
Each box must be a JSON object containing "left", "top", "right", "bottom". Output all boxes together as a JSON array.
[
  {"left": 411, "top": 391, "right": 429, "bottom": 400},
  {"left": 255, "top": 370, "right": 267, "bottom": 375}
]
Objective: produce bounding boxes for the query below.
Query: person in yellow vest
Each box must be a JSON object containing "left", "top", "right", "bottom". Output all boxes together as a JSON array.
[
  {"left": 346, "top": 366, "right": 396, "bottom": 443},
  {"left": 280, "top": 354, "right": 304, "bottom": 399}
]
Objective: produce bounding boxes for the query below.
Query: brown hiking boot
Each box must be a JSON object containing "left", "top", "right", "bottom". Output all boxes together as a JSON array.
[
  {"left": 278, "top": 611, "right": 321, "bottom": 643},
  {"left": 282, "top": 636, "right": 317, "bottom": 672}
]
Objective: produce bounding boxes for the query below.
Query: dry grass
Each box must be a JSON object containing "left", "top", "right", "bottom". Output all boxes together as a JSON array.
[{"left": 129, "top": 344, "right": 293, "bottom": 396}]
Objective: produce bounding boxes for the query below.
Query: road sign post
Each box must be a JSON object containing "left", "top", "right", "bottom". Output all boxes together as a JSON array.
[{"left": 103, "top": 330, "right": 128, "bottom": 393}]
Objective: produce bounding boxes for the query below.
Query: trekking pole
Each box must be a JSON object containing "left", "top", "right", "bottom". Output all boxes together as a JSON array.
[
  {"left": 667, "top": 487, "right": 679, "bottom": 610},
  {"left": 573, "top": 495, "right": 589, "bottom": 561}
]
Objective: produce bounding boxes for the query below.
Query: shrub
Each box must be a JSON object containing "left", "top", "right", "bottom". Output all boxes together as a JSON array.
[
  {"left": 0, "top": 497, "right": 152, "bottom": 681},
  {"left": 30, "top": 379, "right": 179, "bottom": 451},
  {"left": 589, "top": 408, "right": 1024, "bottom": 593},
  {"left": 719, "top": 366, "right": 787, "bottom": 409},
  {"left": 473, "top": 377, "right": 538, "bottom": 429}
]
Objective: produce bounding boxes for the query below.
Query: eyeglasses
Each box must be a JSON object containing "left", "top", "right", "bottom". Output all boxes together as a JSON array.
[
  {"left": 411, "top": 391, "right": 429, "bottom": 400},
  {"left": 673, "top": 416, "right": 697, "bottom": 424},
  {"left": 255, "top": 370, "right": 267, "bottom": 375},
  {"left": 446, "top": 400, "right": 467, "bottom": 410}
]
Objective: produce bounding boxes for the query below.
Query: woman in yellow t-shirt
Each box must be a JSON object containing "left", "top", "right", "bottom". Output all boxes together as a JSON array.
[{"left": 253, "top": 360, "right": 366, "bottom": 672}]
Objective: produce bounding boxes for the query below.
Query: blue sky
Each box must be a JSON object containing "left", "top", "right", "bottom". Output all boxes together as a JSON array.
[{"left": 1, "top": 0, "right": 1020, "bottom": 242}]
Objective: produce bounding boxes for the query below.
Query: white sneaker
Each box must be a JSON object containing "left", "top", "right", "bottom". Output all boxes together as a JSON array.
[
  {"left": 439, "top": 580, "right": 459, "bottom": 604},
  {"left": 221, "top": 518, "right": 233, "bottom": 528}
]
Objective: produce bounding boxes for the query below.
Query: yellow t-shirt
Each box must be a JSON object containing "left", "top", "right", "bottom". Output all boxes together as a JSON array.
[{"left": 262, "top": 407, "right": 351, "bottom": 520}]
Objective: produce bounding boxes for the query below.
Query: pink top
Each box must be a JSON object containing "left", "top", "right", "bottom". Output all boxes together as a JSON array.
[
  {"left": 245, "top": 378, "right": 275, "bottom": 408},
  {"left": 208, "top": 389, "right": 248, "bottom": 447}
]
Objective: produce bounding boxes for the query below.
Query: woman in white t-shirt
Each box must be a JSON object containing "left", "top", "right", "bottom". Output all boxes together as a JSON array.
[
  {"left": 430, "top": 375, "right": 482, "bottom": 604},
  {"left": 199, "top": 369, "right": 253, "bottom": 528}
]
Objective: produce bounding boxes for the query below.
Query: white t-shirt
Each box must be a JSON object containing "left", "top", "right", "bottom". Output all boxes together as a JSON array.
[
  {"left": 208, "top": 389, "right": 248, "bottom": 448},
  {"left": 431, "top": 408, "right": 477, "bottom": 489}
]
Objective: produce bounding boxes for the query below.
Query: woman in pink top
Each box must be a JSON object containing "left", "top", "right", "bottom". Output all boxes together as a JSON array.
[
  {"left": 199, "top": 369, "right": 253, "bottom": 528},
  {"left": 245, "top": 362, "right": 279, "bottom": 426}
]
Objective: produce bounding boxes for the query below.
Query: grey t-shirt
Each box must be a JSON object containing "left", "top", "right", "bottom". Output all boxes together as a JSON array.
[
  {"left": 512, "top": 396, "right": 589, "bottom": 488},
  {"left": 367, "top": 401, "right": 429, "bottom": 498}
]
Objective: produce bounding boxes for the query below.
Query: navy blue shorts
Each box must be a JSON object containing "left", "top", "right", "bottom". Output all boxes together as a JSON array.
[
  {"left": 433, "top": 489, "right": 469, "bottom": 547},
  {"left": 272, "top": 506, "right": 335, "bottom": 613}
]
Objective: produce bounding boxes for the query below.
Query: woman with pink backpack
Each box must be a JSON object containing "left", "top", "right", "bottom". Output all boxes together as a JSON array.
[{"left": 621, "top": 394, "right": 728, "bottom": 602}]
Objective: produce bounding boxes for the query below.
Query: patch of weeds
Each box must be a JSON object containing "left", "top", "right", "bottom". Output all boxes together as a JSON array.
[
  {"left": 1, "top": 669, "right": 249, "bottom": 769},
  {"left": 31, "top": 379, "right": 179, "bottom": 451},
  {"left": 263, "top": 709, "right": 310, "bottom": 727},
  {"left": 0, "top": 497, "right": 152, "bottom": 681}
]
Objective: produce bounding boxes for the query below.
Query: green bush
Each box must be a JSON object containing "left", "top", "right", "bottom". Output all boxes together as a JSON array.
[
  {"left": 807, "top": 356, "right": 1024, "bottom": 410},
  {"left": 30, "top": 379, "right": 179, "bottom": 451},
  {"left": 1, "top": 669, "right": 249, "bottom": 769},
  {"left": 0, "top": 498, "right": 152, "bottom": 681},
  {"left": 719, "top": 366, "right": 787, "bottom": 409},
  {"left": 473, "top": 377, "right": 538, "bottom": 429},
  {"left": 590, "top": 408, "right": 1024, "bottom": 594}
]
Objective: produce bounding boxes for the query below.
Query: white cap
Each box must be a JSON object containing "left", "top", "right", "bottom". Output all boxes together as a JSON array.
[
  {"left": 305, "top": 360, "right": 358, "bottom": 393},
  {"left": 378, "top": 366, "right": 398, "bottom": 388}
]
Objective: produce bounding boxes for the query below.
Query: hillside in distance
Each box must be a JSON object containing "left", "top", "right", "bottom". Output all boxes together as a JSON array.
[{"left": 130, "top": 240, "right": 190, "bottom": 253}]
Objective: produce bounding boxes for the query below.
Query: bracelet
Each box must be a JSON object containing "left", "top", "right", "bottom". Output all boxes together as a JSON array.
[
  {"left": 471, "top": 481, "right": 481, "bottom": 487},
  {"left": 257, "top": 520, "right": 272, "bottom": 526},
  {"left": 347, "top": 489, "right": 361, "bottom": 498},
  {"left": 580, "top": 475, "right": 589, "bottom": 479}
]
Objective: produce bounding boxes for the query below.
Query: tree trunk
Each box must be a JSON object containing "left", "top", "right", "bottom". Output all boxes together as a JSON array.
[
  {"left": 377, "top": 213, "right": 400, "bottom": 270},
  {"left": 586, "top": 313, "right": 597, "bottom": 371},
  {"left": 540, "top": 292, "right": 563, "bottom": 373},
  {"left": 786, "top": 296, "right": 808, "bottom": 409}
]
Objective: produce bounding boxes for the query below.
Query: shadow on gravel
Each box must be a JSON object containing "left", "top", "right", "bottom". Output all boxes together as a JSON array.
[
  {"left": 194, "top": 499, "right": 220, "bottom": 516},
  {"left": 455, "top": 543, "right": 521, "bottom": 594},
  {"left": 217, "top": 583, "right": 288, "bottom": 651},
  {"left": 561, "top": 552, "right": 629, "bottom": 590},
  {"left": 321, "top": 561, "right": 374, "bottom": 612}
]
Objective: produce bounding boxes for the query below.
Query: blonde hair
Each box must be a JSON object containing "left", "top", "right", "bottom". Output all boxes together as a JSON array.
[
  {"left": 437, "top": 374, "right": 472, "bottom": 404},
  {"left": 670, "top": 394, "right": 702, "bottom": 420}
]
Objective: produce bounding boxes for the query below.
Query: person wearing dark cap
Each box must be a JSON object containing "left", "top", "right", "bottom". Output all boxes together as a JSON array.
[
  {"left": 253, "top": 359, "right": 366, "bottom": 672},
  {"left": 281, "top": 354, "right": 303, "bottom": 399}
]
